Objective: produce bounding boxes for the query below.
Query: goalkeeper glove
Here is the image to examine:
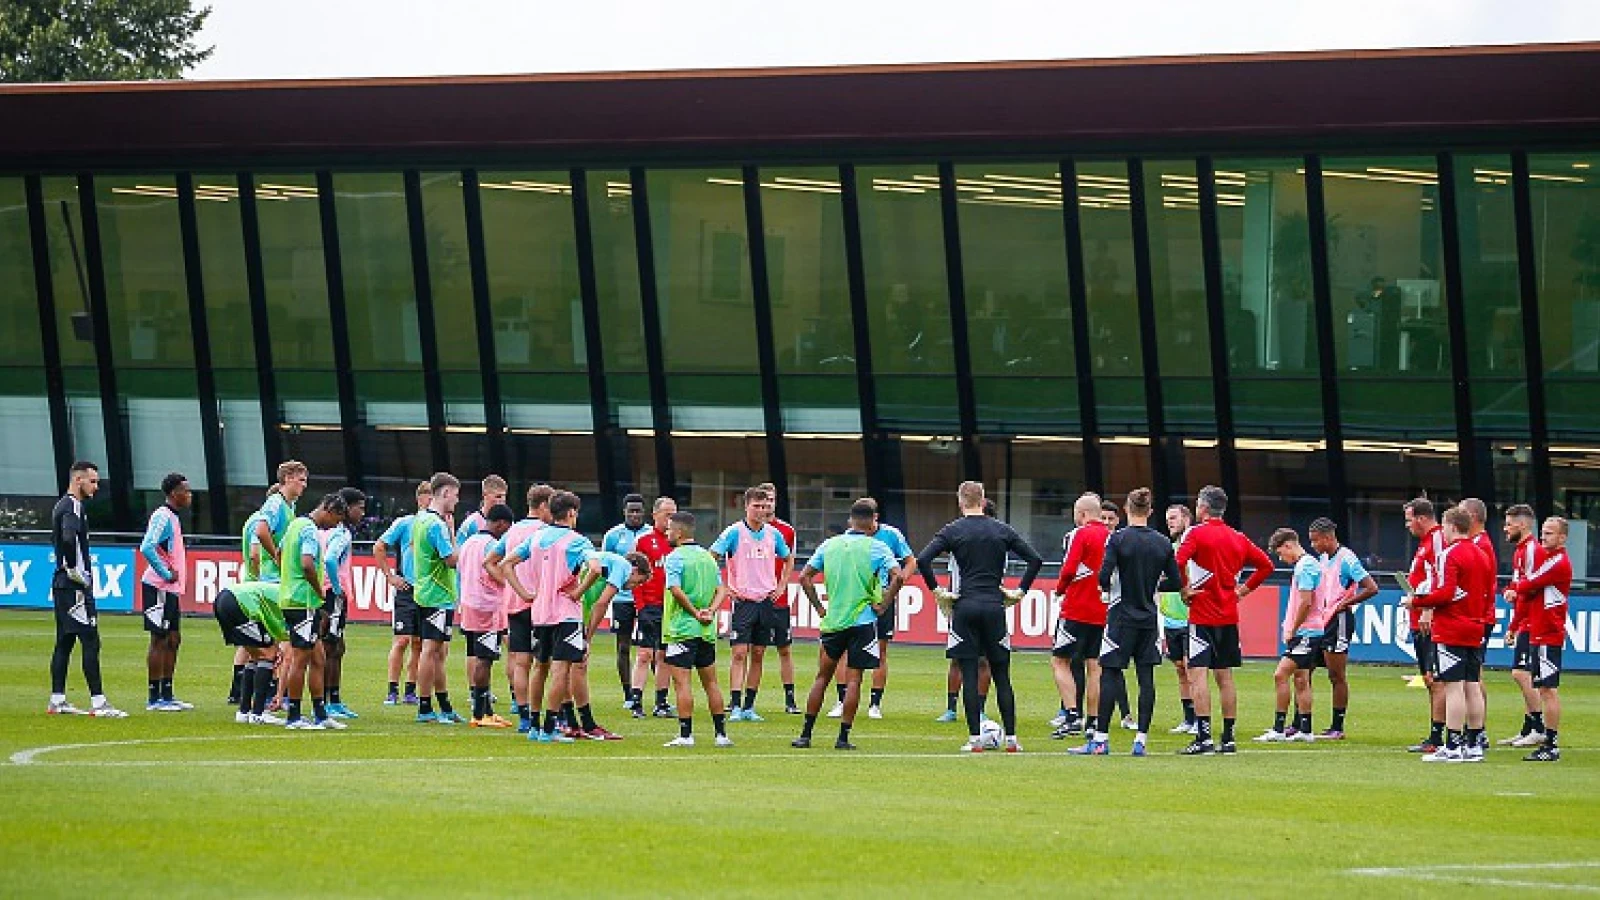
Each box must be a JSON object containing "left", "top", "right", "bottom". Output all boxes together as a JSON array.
[
  {"left": 1002, "top": 588, "right": 1025, "bottom": 608},
  {"left": 933, "top": 588, "right": 958, "bottom": 618}
]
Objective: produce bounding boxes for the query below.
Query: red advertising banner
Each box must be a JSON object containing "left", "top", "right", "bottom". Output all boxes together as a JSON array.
[{"left": 142, "top": 550, "right": 1279, "bottom": 656}]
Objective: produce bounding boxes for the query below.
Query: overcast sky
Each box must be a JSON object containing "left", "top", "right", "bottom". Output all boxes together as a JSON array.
[{"left": 190, "top": 0, "right": 1597, "bottom": 80}]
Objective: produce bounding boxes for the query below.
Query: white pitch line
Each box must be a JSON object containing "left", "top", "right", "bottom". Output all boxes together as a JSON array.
[
  {"left": 13, "top": 751, "right": 1050, "bottom": 767},
  {"left": 1348, "top": 862, "right": 1600, "bottom": 894}
]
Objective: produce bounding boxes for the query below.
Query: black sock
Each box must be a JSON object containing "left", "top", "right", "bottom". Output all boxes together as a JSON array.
[
  {"left": 388, "top": 681, "right": 399, "bottom": 696},
  {"left": 543, "top": 710, "right": 559, "bottom": 733},
  {"left": 252, "top": 664, "right": 273, "bottom": 715},
  {"left": 288, "top": 698, "right": 303, "bottom": 722},
  {"left": 679, "top": 717, "right": 693, "bottom": 738},
  {"left": 230, "top": 665, "right": 245, "bottom": 699},
  {"left": 1446, "top": 729, "right": 1462, "bottom": 750},
  {"left": 801, "top": 713, "right": 817, "bottom": 739},
  {"left": 405, "top": 681, "right": 416, "bottom": 696},
  {"left": 237, "top": 668, "right": 256, "bottom": 714},
  {"left": 1182, "top": 698, "right": 1195, "bottom": 724},
  {"left": 869, "top": 688, "right": 883, "bottom": 707},
  {"left": 743, "top": 688, "right": 758, "bottom": 711},
  {"left": 1531, "top": 711, "right": 1546, "bottom": 733},
  {"left": 730, "top": 689, "right": 742, "bottom": 710},
  {"left": 1545, "top": 728, "right": 1559, "bottom": 748},
  {"left": 655, "top": 688, "right": 669, "bottom": 708},
  {"left": 630, "top": 687, "right": 643, "bottom": 705},
  {"left": 1086, "top": 716, "right": 1098, "bottom": 734},
  {"left": 947, "top": 691, "right": 959, "bottom": 713},
  {"left": 1273, "top": 711, "right": 1287, "bottom": 732},
  {"left": 1196, "top": 716, "right": 1212, "bottom": 742},
  {"left": 419, "top": 696, "right": 434, "bottom": 715},
  {"left": 1429, "top": 720, "right": 1445, "bottom": 743},
  {"left": 712, "top": 713, "right": 727, "bottom": 737},
  {"left": 1331, "top": 707, "right": 1346, "bottom": 732},
  {"left": 784, "top": 683, "right": 795, "bottom": 706},
  {"left": 149, "top": 679, "right": 160, "bottom": 704},
  {"left": 579, "top": 704, "right": 597, "bottom": 731},
  {"left": 1465, "top": 726, "right": 1482, "bottom": 746},
  {"left": 561, "top": 701, "right": 576, "bottom": 726},
  {"left": 312, "top": 698, "right": 327, "bottom": 720},
  {"left": 161, "top": 678, "right": 174, "bottom": 701},
  {"left": 835, "top": 682, "right": 847, "bottom": 703},
  {"left": 977, "top": 693, "right": 988, "bottom": 713},
  {"left": 1222, "top": 717, "right": 1236, "bottom": 743},
  {"left": 437, "top": 692, "right": 453, "bottom": 714},
  {"left": 329, "top": 686, "right": 341, "bottom": 705},
  {"left": 470, "top": 687, "right": 485, "bottom": 719},
  {"left": 1296, "top": 712, "right": 1312, "bottom": 733},
  {"left": 838, "top": 722, "right": 852, "bottom": 744}
]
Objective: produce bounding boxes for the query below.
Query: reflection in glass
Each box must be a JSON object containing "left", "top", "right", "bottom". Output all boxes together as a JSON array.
[
  {"left": 1141, "top": 160, "right": 1213, "bottom": 434},
  {"left": 0, "top": 177, "right": 57, "bottom": 519},
  {"left": 954, "top": 162, "right": 1077, "bottom": 434},
  {"left": 1529, "top": 152, "right": 1600, "bottom": 440},
  {"left": 94, "top": 175, "right": 209, "bottom": 523}
]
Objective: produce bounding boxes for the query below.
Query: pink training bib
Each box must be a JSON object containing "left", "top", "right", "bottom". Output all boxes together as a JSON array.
[
  {"left": 725, "top": 523, "right": 778, "bottom": 600},
  {"left": 501, "top": 519, "right": 544, "bottom": 616},
  {"left": 527, "top": 529, "right": 582, "bottom": 626},
  {"left": 457, "top": 534, "right": 507, "bottom": 633},
  {"left": 140, "top": 506, "right": 187, "bottom": 594},
  {"left": 1305, "top": 550, "right": 1353, "bottom": 632}
]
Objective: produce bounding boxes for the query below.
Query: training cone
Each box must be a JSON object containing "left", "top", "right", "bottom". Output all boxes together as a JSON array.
[{"left": 1404, "top": 674, "right": 1427, "bottom": 688}]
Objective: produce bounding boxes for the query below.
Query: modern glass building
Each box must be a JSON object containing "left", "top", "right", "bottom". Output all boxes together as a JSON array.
[{"left": 1, "top": 43, "right": 1596, "bottom": 578}]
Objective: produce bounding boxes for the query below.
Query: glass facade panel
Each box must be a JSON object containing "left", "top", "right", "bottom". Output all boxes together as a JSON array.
[
  {"left": 479, "top": 170, "right": 589, "bottom": 432},
  {"left": 254, "top": 174, "right": 342, "bottom": 498},
  {"left": 1319, "top": 156, "right": 1454, "bottom": 438},
  {"left": 1454, "top": 155, "right": 1529, "bottom": 438},
  {"left": 898, "top": 437, "right": 963, "bottom": 549},
  {"left": 672, "top": 436, "right": 769, "bottom": 543},
  {"left": 759, "top": 167, "right": 861, "bottom": 434},
  {"left": 1142, "top": 159, "right": 1215, "bottom": 433},
  {"left": 332, "top": 171, "right": 430, "bottom": 513},
  {"left": 94, "top": 175, "right": 210, "bottom": 526},
  {"left": 0, "top": 177, "right": 56, "bottom": 521},
  {"left": 781, "top": 436, "right": 869, "bottom": 555},
  {"left": 1235, "top": 441, "right": 1333, "bottom": 550},
  {"left": 856, "top": 165, "right": 957, "bottom": 431},
  {"left": 419, "top": 171, "right": 483, "bottom": 422},
  {"left": 41, "top": 176, "right": 108, "bottom": 516},
  {"left": 980, "top": 438, "right": 1087, "bottom": 557},
  {"left": 1077, "top": 161, "right": 1144, "bottom": 439},
  {"left": 587, "top": 170, "right": 651, "bottom": 430},
  {"left": 647, "top": 169, "right": 763, "bottom": 431},
  {"left": 192, "top": 174, "right": 267, "bottom": 527},
  {"left": 1529, "top": 152, "right": 1600, "bottom": 440},
  {"left": 955, "top": 162, "right": 1077, "bottom": 434},
  {"left": 1212, "top": 160, "right": 1322, "bottom": 436},
  {"left": 1551, "top": 447, "right": 1600, "bottom": 582}
]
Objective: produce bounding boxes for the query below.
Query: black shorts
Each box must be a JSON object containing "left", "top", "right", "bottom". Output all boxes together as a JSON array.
[
  {"left": 1187, "top": 623, "right": 1242, "bottom": 669},
  {"left": 465, "top": 630, "right": 503, "bottom": 662},
  {"left": 140, "top": 582, "right": 180, "bottom": 636},
  {"left": 821, "top": 623, "right": 882, "bottom": 670},
  {"left": 1433, "top": 642, "right": 1484, "bottom": 683},
  {"left": 946, "top": 602, "right": 1010, "bottom": 664},
  {"left": 215, "top": 589, "right": 274, "bottom": 648},
  {"left": 1525, "top": 644, "right": 1561, "bottom": 688},
  {"left": 321, "top": 594, "right": 347, "bottom": 641},
  {"left": 729, "top": 598, "right": 774, "bottom": 647},
  {"left": 1163, "top": 627, "right": 1189, "bottom": 662},
  {"left": 1051, "top": 618, "right": 1103, "bottom": 662},
  {"left": 874, "top": 598, "right": 896, "bottom": 642},
  {"left": 284, "top": 608, "right": 320, "bottom": 650},
  {"left": 1099, "top": 623, "right": 1162, "bottom": 669},
  {"left": 1511, "top": 630, "right": 1532, "bottom": 670},
  {"left": 1283, "top": 632, "right": 1324, "bottom": 671},
  {"left": 1322, "top": 609, "right": 1355, "bottom": 655},
  {"left": 531, "top": 621, "right": 585, "bottom": 664},
  {"left": 767, "top": 602, "right": 794, "bottom": 647},
  {"left": 611, "top": 601, "right": 637, "bottom": 637},
  {"left": 1410, "top": 629, "right": 1436, "bottom": 676},
  {"left": 51, "top": 580, "right": 98, "bottom": 635},
  {"left": 392, "top": 587, "right": 421, "bottom": 636},
  {"left": 419, "top": 606, "right": 454, "bottom": 643},
  {"left": 634, "top": 605, "right": 664, "bottom": 650},
  {"left": 507, "top": 609, "right": 534, "bottom": 654},
  {"left": 664, "top": 637, "right": 716, "bottom": 670}
]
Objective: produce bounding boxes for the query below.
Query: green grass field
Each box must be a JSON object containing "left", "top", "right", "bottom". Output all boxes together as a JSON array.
[{"left": 2, "top": 611, "right": 1598, "bottom": 897}]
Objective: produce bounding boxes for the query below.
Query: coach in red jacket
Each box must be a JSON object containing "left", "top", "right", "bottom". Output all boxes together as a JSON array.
[{"left": 1174, "top": 486, "right": 1273, "bottom": 755}]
